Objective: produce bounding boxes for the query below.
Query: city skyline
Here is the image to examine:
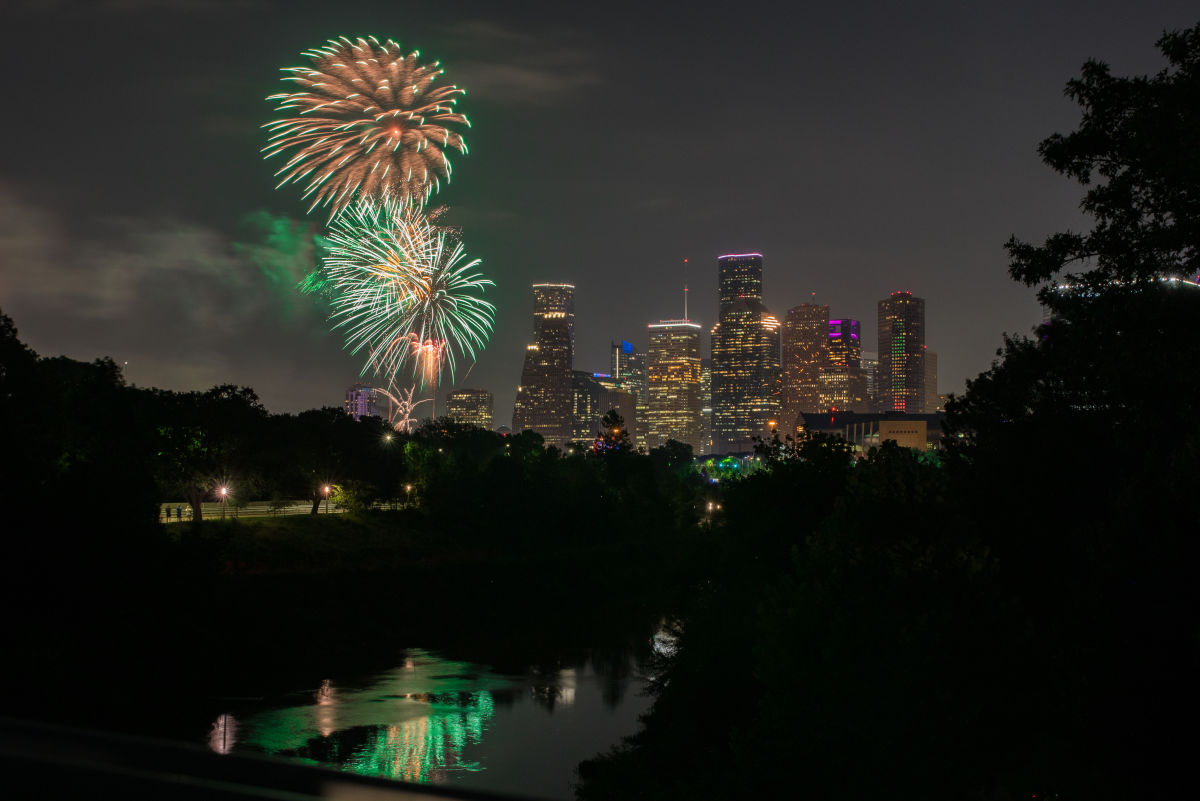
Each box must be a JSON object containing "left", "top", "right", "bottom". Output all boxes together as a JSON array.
[
  {"left": 4, "top": 1, "right": 1195, "bottom": 424},
  {"left": 490, "top": 255, "right": 934, "bottom": 451}
]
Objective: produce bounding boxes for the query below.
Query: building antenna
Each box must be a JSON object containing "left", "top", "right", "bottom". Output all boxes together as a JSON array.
[{"left": 683, "top": 257, "right": 690, "bottom": 321}]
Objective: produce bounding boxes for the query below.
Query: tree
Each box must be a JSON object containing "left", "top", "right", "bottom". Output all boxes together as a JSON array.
[
  {"left": 939, "top": 24, "right": 1200, "bottom": 796},
  {"left": 949, "top": 22, "right": 1200, "bottom": 444},
  {"left": 593, "top": 409, "right": 631, "bottom": 453},
  {"left": 1005, "top": 23, "right": 1200, "bottom": 312},
  {"left": 147, "top": 385, "right": 268, "bottom": 520}
]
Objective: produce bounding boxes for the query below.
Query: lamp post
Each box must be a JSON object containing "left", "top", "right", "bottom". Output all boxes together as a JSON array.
[
  {"left": 323, "top": 485, "right": 330, "bottom": 514},
  {"left": 405, "top": 484, "right": 413, "bottom": 508},
  {"left": 219, "top": 486, "right": 228, "bottom": 520}
]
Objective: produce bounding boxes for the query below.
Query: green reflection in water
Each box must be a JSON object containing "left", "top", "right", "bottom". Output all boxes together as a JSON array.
[
  {"left": 236, "top": 650, "right": 510, "bottom": 784},
  {"left": 343, "top": 690, "right": 495, "bottom": 782}
]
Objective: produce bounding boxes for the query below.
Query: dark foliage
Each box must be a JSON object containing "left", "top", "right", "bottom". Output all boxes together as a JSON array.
[{"left": 578, "top": 22, "right": 1200, "bottom": 801}]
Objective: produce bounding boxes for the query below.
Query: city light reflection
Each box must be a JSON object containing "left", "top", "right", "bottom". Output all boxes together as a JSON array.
[{"left": 208, "top": 713, "right": 238, "bottom": 755}]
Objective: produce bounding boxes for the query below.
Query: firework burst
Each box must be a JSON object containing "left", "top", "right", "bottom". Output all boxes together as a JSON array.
[
  {"left": 264, "top": 36, "right": 469, "bottom": 215},
  {"left": 324, "top": 197, "right": 495, "bottom": 388}
]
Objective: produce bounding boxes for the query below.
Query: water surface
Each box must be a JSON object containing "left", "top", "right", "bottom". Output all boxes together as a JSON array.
[{"left": 205, "top": 647, "right": 652, "bottom": 800}]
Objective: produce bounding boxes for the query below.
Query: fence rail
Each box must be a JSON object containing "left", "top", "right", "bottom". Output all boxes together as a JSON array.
[{"left": 157, "top": 501, "right": 346, "bottom": 522}]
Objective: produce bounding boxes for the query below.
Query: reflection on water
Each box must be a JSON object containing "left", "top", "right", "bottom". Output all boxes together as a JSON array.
[
  {"left": 205, "top": 647, "right": 652, "bottom": 798},
  {"left": 219, "top": 651, "right": 509, "bottom": 782},
  {"left": 208, "top": 713, "right": 237, "bottom": 755},
  {"left": 343, "top": 691, "right": 494, "bottom": 782}
]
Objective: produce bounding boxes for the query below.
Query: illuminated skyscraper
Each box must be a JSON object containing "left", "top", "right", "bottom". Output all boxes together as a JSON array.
[
  {"left": 861, "top": 351, "right": 880, "bottom": 409},
  {"left": 712, "top": 253, "right": 780, "bottom": 452},
  {"left": 573, "top": 372, "right": 637, "bottom": 442},
  {"left": 718, "top": 253, "right": 763, "bottom": 309},
  {"left": 344, "top": 382, "right": 378, "bottom": 420},
  {"left": 533, "top": 282, "right": 575, "bottom": 361},
  {"left": 647, "top": 319, "right": 703, "bottom": 451},
  {"left": 699, "top": 358, "right": 713, "bottom": 455},
  {"left": 827, "top": 319, "right": 862, "bottom": 367},
  {"left": 781, "top": 303, "right": 829, "bottom": 431},
  {"left": 512, "top": 283, "right": 575, "bottom": 445},
  {"left": 446, "top": 389, "right": 494, "bottom": 429},
  {"left": 877, "top": 292, "right": 926, "bottom": 413},
  {"left": 818, "top": 366, "right": 871, "bottom": 412},
  {"left": 820, "top": 318, "right": 869, "bottom": 412},
  {"left": 611, "top": 340, "right": 649, "bottom": 450}
]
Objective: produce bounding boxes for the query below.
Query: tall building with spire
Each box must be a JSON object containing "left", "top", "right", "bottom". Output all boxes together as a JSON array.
[
  {"left": 647, "top": 318, "right": 703, "bottom": 451},
  {"left": 877, "top": 291, "right": 926, "bottom": 413},
  {"left": 512, "top": 283, "right": 575, "bottom": 445},
  {"left": 711, "top": 253, "right": 781, "bottom": 452},
  {"left": 780, "top": 303, "right": 829, "bottom": 432}
]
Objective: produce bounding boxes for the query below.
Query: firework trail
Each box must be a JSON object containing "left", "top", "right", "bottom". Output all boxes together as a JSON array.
[
  {"left": 264, "top": 36, "right": 469, "bottom": 216},
  {"left": 324, "top": 197, "right": 495, "bottom": 388},
  {"left": 376, "top": 384, "right": 430, "bottom": 433}
]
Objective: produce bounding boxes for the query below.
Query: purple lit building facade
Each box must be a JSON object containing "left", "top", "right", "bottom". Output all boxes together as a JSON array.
[{"left": 344, "top": 382, "right": 378, "bottom": 420}]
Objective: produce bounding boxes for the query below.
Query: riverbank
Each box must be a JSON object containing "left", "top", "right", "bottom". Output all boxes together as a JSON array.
[{"left": 8, "top": 509, "right": 694, "bottom": 743}]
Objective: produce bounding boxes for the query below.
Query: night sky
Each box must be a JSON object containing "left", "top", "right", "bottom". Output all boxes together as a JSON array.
[{"left": 3, "top": 0, "right": 1196, "bottom": 421}]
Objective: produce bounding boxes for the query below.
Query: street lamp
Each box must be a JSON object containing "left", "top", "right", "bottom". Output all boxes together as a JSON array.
[
  {"left": 405, "top": 484, "right": 413, "bottom": 507},
  {"left": 219, "top": 486, "right": 229, "bottom": 520},
  {"left": 323, "top": 485, "right": 330, "bottom": 514}
]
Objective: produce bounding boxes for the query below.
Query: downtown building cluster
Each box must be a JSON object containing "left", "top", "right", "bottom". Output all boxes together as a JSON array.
[{"left": 505, "top": 254, "right": 941, "bottom": 454}]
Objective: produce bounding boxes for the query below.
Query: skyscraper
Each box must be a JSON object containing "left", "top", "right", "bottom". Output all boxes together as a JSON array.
[
  {"left": 344, "top": 382, "right": 377, "bottom": 420},
  {"left": 820, "top": 318, "right": 870, "bottom": 412},
  {"left": 611, "top": 339, "right": 649, "bottom": 450},
  {"left": 574, "top": 372, "right": 637, "bottom": 443},
  {"left": 924, "top": 350, "right": 939, "bottom": 413},
  {"left": 712, "top": 254, "right": 781, "bottom": 452},
  {"left": 647, "top": 319, "right": 703, "bottom": 452},
  {"left": 512, "top": 283, "right": 575, "bottom": 445},
  {"left": 699, "top": 358, "right": 713, "bottom": 455},
  {"left": 861, "top": 351, "right": 880, "bottom": 411},
  {"left": 877, "top": 292, "right": 926, "bottom": 413},
  {"left": 781, "top": 303, "right": 829, "bottom": 431},
  {"left": 534, "top": 282, "right": 575, "bottom": 361},
  {"left": 446, "top": 389, "right": 494, "bottom": 429},
  {"left": 827, "top": 319, "right": 862, "bottom": 367}
]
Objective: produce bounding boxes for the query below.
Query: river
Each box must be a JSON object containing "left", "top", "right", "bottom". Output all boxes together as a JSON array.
[{"left": 199, "top": 644, "right": 656, "bottom": 800}]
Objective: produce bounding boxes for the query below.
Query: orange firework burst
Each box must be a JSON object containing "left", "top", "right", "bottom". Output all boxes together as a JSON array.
[{"left": 264, "top": 36, "right": 470, "bottom": 215}]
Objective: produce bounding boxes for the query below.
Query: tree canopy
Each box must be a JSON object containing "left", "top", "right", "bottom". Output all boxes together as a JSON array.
[{"left": 1006, "top": 23, "right": 1200, "bottom": 309}]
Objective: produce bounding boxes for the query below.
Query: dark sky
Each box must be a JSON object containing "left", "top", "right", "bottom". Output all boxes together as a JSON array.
[{"left": 2, "top": 0, "right": 1196, "bottom": 419}]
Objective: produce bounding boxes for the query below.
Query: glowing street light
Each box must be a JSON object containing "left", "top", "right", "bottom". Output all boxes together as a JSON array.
[
  {"left": 405, "top": 484, "right": 413, "bottom": 507},
  {"left": 219, "top": 486, "right": 229, "bottom": 520},
  {"left": 323, "top": 485, "right": 331, "bottom": 515}
]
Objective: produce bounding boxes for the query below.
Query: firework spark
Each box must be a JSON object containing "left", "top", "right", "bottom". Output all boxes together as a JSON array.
[
  {"left": 376, "top": 384, "right": 431, "bottom": 433},
  {"left": 324, "top": 197, "right": 495, "bottom": 388},
  {"left": 264, "top": 36, "right": 469, "bottom": 215}
]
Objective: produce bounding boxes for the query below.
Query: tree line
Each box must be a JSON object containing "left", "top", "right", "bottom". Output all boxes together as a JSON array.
[{"left": 0, "top": 317, "right": 709, "bottom": 532}]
